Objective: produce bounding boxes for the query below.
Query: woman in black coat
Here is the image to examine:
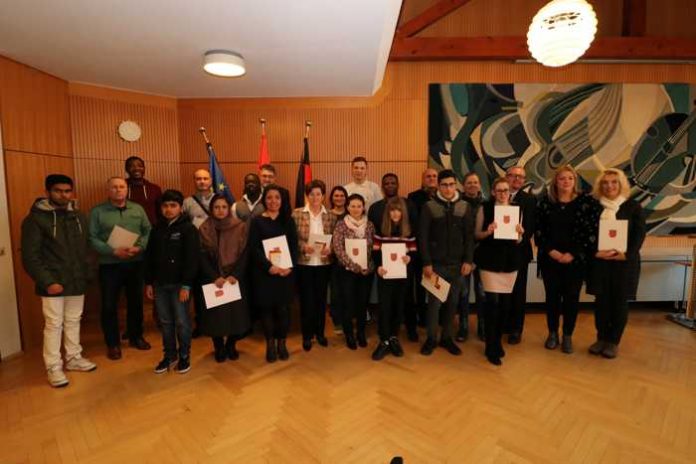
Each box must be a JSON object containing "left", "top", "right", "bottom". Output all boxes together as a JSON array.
[
  {"left": 535, "top": 165, "right": 598, "bottom": 355},
  {"left": 587, "top": 168, "right": 646, "bottom": 359},
  {"left": 247, "top": 185, "right": 299, "bottom": 363},
  {"left": 198, "top": 194, "right": 250, "bottom": 362}
]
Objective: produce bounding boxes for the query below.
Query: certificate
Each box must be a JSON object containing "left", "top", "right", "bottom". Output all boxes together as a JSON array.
[
  {"left": 493, "top": 205, "right": 520, "bottom": 240},
  {"left": 262, "top": 235, "right": 293, "bottom": 269},
  {"left": 107, "top": 225, "right": 139, "bottom": 249},
  {"left": 381, "top": 243, "right": 407, "bottom": 279},
  {"left": 202, "top": 281, "right": 242, "bottom": 309},
  {"left": 308, "top": 233, "right": 332, "bottom": 259},
  {"left": 598, "top": 219, "right": 628, "bottom": 252},
  {"left": 421, "top": 273, "right": 451, "bottom": 303},
  {"left": 345, "top": 238, "right": 368, "bottom": 269}
]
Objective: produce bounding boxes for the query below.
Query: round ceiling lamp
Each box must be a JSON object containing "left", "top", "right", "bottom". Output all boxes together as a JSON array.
[
  {"left": 527, "top": 0, "right": 598, "bottom": 67},
  {"left": 203, "top": 50, "right": 246, "bottom": 77}
]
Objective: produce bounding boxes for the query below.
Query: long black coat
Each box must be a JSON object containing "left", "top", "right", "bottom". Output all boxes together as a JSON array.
[
  {"left": 586, "top": 199, "right": 646, "bottom": 300},
  {"left": 511, "top": 190, "right": 536, "bottom": 263}
]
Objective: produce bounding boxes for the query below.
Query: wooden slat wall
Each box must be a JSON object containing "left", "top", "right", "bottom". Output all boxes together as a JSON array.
[
  {"left": 178, "top": 60, "right": 696, "bottom": 206},
  {"left": 0, "top": 56, "right": 74, "bottom": 349},
  {"left": 69, "top": 84, "right": 181, "bottom": 212}
]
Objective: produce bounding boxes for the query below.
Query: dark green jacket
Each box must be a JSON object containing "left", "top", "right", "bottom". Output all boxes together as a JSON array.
[{"left": 21, "top": 199, "right": 89, "bottom": 296}]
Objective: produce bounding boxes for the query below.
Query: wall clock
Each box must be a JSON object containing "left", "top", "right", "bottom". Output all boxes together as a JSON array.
[{"left": 117, "top": 120, "right": 141, "bottom": 142}]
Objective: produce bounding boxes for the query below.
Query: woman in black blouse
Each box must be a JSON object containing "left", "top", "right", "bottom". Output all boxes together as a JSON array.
[
  {"left": 587, "top": 169, "right": 645, "bottom": 359},
  {"left": 535, "top": 165, "right": 597, "bottom": 354},
  {"left": 247, "top": 185, "right": 298, "bottom": 363}
]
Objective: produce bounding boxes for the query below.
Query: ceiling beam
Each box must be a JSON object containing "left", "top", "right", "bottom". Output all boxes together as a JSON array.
[
  {"left": 390, "top": 36, "right": 696, "bottom": 61},
  {"left": 396, "top": 0, "right": 475, "bottom": 38},
  {"left": 622, "top": 0, "right": 647, "bottom": 36}
]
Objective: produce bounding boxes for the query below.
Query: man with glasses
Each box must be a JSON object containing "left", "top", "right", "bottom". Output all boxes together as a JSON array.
[
  {"left": 505, "top": 166, "right": 536, "bottom": 344},
  {"left": 418, "top": 169, "right": 475, "bottom": 356}
]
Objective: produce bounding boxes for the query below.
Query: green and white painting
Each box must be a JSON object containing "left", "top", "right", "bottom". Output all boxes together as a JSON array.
[{"left": 429, "top": 83, "right": 696, "bottom": 235}]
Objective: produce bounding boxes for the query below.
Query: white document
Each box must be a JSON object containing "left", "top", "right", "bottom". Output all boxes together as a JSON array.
[
  {"left": 192, "top": 216, "right": 206, "bottom": 229},
  {"left": 381, "top": 243, "right": 407, "bottom": 279},
  {"left": 598, "top": 219, "right": 628, "bottom": 253},
  {"left": 421, "top": 273, "right": 451, "bottom": 303},
  {"left": 345, "top": 238, "right": 368, "bottom": 269},
  {"left": 263, "top": 235, "right": 293, "bottom": 269},
  {"left": 308, "top": 233, "right": 332, "bottom": 259},
  {"left": 202, "top": 281, "right": 242, "bottom": 309},
  {"left": 493, "top": 205, "right": 520, "bottom": 240},
  {"left": 107, "top": 225, "right": 139, "bottom": 249}
]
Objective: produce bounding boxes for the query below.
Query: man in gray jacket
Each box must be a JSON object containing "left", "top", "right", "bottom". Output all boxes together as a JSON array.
[
  {"left": 21, "top": 174, "right": 97, "bottom": 388},
  {"left": 419, "top": 169, "right": 475, "bottom": 356}
]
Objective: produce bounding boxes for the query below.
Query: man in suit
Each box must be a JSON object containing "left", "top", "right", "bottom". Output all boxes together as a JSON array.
[{"left": 505, "top": 165, "right": 536, "bottom": 344}]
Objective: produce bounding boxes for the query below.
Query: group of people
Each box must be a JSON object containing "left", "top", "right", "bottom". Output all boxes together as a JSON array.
[{"left": 21, "top": 154, "right": 646, "bottom": 388}]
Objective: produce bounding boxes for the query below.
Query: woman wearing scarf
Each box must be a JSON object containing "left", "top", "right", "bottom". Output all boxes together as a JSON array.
[
  {"left": 331, "top": 193, "right": 375, "bottom": 350},
  {"left": 198, "top": 194, "right": 250, "bottom": 363},
  {"left": 587, "top": 169, "right": 646, "bottom": 359}
]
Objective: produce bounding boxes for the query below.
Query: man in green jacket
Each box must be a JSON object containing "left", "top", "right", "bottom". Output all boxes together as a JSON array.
[
  {"left": 21, "top": 174, "right": 97, "bottom": 388},
  {"left": 89, "top": 176, "right": 152, "bottom": 360}
]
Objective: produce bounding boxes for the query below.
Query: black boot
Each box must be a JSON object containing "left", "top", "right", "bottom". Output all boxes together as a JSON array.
[
  {"left": 266, "top": 338, "right": 277, "bottom": 363},
  {"left": 345, "top": 333, "right": 357, "bottom": 350},
  {"left": 277, "top": 338, "right": 289, "bottom": 361},
  {"left": 225, "top": 337, "right": 239, "bottom": 360},
  {"left": 213, "top": 337, "right": 226, "bottom": 363},
  {"left": 357, "top": 331, "right": 367, "bottom": 348}
]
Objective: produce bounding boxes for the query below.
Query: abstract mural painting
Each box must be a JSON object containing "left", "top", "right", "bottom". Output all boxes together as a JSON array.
[{"left": 429, "top": 83, "right": 696, "bottom": 235}]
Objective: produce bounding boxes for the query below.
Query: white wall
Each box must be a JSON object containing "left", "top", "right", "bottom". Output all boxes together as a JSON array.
[{"left": 0, "top": 124, "right": 22, "bottom": 358}]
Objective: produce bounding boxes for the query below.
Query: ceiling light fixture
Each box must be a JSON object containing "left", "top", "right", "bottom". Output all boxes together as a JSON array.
[
  {"left": 203, "top": 50, "right": 246, "bottom": 77},
  {"left": 527, "top": 0, "right": 598, "bottom": 67}
]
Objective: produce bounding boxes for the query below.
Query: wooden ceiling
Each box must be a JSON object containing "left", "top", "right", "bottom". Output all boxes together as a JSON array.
[{"left": 391, "top": 0, "right": 696, "bottom": 61}]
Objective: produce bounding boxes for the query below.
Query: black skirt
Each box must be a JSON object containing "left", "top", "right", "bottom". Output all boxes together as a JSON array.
[{"left": 200, "top": 280, "right": 251, "bottom": 337}]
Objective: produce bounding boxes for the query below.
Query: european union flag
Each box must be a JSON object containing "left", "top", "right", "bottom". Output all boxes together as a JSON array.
[{"left": 206, "top": 142, "right": 235, "bottom": 203}]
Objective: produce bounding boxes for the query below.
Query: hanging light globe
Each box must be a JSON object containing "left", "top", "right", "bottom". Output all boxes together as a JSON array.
[{"left": 527, "top": 0, "right": 598, "bottom": 67}]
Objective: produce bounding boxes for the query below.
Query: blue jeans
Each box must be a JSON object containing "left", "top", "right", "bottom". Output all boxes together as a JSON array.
[{"left": 154, "top": 284, "right": 192, "bottom": 360}]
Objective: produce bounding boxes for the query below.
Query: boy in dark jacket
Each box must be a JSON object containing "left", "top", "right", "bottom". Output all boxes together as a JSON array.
[
  {"left": 21, "top": 174, "right": 97, "bottom": 388},
  {"left": 145, "top": 190, "right": 200, "bottom": 374}
]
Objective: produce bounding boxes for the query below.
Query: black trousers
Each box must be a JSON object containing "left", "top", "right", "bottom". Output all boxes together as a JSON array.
[
  {"left": 411, "top": 253, "right": 427, "bottom": 325},
  {"left": 192, "top": 278, "right": 205, "bottom": 330},
  {"left": 594, "top": 285, "right": 630, "bottom": 345},
  {"left": 297, "top": 265, "right": 331, "bottom": 340},
  {"left": 483, "top": 292, "right": 510, "bottom": 357},
  {"left": 99, "top": 262, "right": 145, "bottom": 347},
  {"left": 377, "top": 278, "right": 407, "bottom": 341},
  {"left": 259, "top": 305, "right": 290, "bottom": 340},
  {"left": 336, "top": 267, "right": 371, "bottom": 337},
  {"left": 542, "top": 263, "right": 584, "bottom": 336},
  {"left": 506, "top": 262, "right": 529, "bottom": 335}
]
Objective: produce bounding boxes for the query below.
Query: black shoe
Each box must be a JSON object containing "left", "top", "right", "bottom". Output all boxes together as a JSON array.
[
  {"left": 486, "top": 355, "right": 502, "bottom": 366},
  {"left": 316, "top": 335, "right": 328, "bottom": 347},
  {"left": 191, "top": 327, "right": 202, "bottom": 339},
  {"left": 214, "top": 347, "right": 227, "bottom": 363},
  {"left": 302, "top": 338, "right": 312, "bottom": 352},
  {"left": 544, "top": 332, "right": 559, "bottom": 350},
  {"left": 561, "top": 335, "right": 573, "bottom": 354},
  {"left": 107, "top": 345, "right": 122, "bottom": 360},
  {"left": 277, "top": 339, "right": 289, "bottom": 361},
  {"left": 154, "top": 358, "right": 176, "bottom": 374},
  {"left": 226, "top": 340, "right": 239, "bottom": 360},
  {"left": 508, "top": 333, "right": 521, "bottom": 345},
  {"left": 420, "top": 337, "right": 436, "bottom": 356},
  {"left": 439, "top": 338, "right": 462, "bottom": 356},
  {"left": 357, "top": 332, "right": 367, "bottom": 348},
  {"left": 129, "top": 337, "right": 151, "bottom": 350},
  {"left": 456, "top": 327, "right": 469, "bottom": 343},
  {"left": 372, "top": 341, "right": 390, "bottom": 361},
  {"left": 266, "top": 339, "right": 277, "bottom": 363},
  {"left": 389, "top": 337, "right": 404, "bottom": 357},
  {"left": 407, "top": 328, "right": 419, "bottom": 343},
  {"left": 498, "top": 345, "right": 506, "bottom": 358},
  {"left": 176, "top": 357, "right": 191, "bottom": 374},
  {"left": 345, "top": 334, "right": 357, "bottom": 350}
]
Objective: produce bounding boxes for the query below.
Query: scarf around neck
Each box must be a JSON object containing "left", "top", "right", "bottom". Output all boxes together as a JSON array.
[
  {"left": 199, "top": 214, "right": 246, "bottom": 269},
  {"left": 599, "top": 195, "right": 627, "bottom": 220},
  {"left": 344, "top": 214, "right": 367, "bottom": 238}
]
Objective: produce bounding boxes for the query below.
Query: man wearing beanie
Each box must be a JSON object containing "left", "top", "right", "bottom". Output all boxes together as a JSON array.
[{"left": 21, "top": 174, "right": 97, "bottom": 388}]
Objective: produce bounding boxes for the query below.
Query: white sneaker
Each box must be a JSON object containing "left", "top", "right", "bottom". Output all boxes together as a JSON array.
[
  {"left": 65, "top": 356, "right": 97, "bottom": 372},
  {"left": 47, "top": 366, "right": 69, "bottom": 388}
]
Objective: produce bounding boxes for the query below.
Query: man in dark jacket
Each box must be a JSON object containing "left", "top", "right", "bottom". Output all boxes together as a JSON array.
[
  {"left": 21, "top": 174, "right": 97, "bottom": 388},
  {"left": 419, "top": 169, "right": 475, "bottom": 356},
  {"left": 145, "top": 190, "right": 200, "bottom": 374},
  {"left": 125, "top": 156, "right": 163, "bottom": 226},
  {"left": 505, "top": 166, "right": 536, "bottom": 344}
]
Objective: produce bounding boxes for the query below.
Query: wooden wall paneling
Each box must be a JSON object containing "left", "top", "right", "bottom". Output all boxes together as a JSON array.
[
  {"left": 646, "top": 0, "right": 696, "bottom": 38},
  {"left": 0, "top": 56, "right": 72, "bottom": 155}
]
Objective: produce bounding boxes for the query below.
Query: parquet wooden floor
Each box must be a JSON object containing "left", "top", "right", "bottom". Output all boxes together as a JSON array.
[{"left": 1, "top": 310, "right": 694, "bottom": 463}]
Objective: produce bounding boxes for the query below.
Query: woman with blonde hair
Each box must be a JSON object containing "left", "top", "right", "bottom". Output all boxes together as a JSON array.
[
  {"left": 535, "top": 165, "right": 598, "bottom": 354},
  {"left": 586, "top": 168, "right": 645, "bottom": 359}
]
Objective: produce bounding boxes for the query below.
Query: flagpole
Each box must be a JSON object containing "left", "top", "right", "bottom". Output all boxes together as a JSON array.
[
  {"left": 198, "top": 127, "right": 210, "bottom": 145},
  {"left": 304, "top": 120, "right": 312, "bottom": 139},
  {"left": 259, "top": 118, "right": 266, "bottom": 134}
]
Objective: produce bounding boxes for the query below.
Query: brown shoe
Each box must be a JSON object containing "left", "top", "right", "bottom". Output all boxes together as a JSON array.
[
  {"left": 129, "top": 337, "right": 151, "bottom": 350},
  {"left": 107, "top": 345, "right": 122, "bottom": 360}
]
